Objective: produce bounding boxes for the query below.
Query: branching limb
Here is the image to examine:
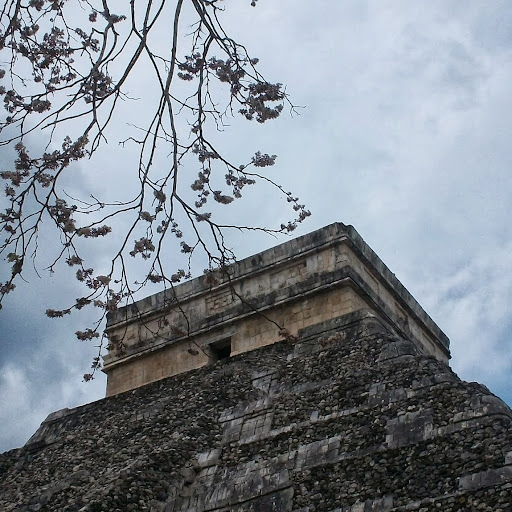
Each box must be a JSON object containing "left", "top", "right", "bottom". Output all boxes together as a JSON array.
[{"left": 0, "top": 0, "right": 310, "bottom": 380}]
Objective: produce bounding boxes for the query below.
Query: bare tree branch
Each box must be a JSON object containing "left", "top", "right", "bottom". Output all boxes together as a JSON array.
[{"left": 0, "top": 0, "right": 310, "bottom": 380}]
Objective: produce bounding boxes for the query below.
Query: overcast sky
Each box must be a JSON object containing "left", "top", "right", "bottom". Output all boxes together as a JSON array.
[{"left": 1, "top": 1, "right": 511, "bottom": 452}]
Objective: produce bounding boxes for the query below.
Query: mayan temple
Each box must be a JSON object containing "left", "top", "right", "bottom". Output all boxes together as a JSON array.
[{"left": 1, "top": 222, "right": 512, "bottom": 511}]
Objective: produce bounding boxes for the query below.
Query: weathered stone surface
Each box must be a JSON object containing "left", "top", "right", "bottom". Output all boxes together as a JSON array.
[
  {"left": 103, "top": 223, "right": 450, "bottom": 396},
  {"left": 1, "top": 314, "right": 511, "bottom": 511}
]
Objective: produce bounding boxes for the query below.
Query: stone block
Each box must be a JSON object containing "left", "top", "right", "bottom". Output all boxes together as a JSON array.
[
  {"left": 459, "top": 465, "right": 512, "bottom": 491},
  {"left": 386, "top": 409, "right": 433, "bottom": 448}
]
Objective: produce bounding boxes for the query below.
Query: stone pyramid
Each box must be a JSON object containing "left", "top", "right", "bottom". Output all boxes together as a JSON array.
[{"left": 1, "top": 224, "right": 511, "bottom": 511}]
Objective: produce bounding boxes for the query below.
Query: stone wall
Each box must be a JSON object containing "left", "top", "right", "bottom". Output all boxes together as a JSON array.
[
  {"left": 1, "top": 312, "right": 511, "bottom": 511},
  {"left": 104, "top": 223, "right": 450, "bottom": 396}
]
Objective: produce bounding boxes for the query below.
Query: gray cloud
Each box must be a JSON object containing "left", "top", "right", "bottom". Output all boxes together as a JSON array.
[{"left": 1, "top": 1, "right": 511, "bottom": 451}]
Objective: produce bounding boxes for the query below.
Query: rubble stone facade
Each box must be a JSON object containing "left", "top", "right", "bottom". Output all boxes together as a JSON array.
[{"left": 1, "top": 224, "right": 511, "bottom": 511}]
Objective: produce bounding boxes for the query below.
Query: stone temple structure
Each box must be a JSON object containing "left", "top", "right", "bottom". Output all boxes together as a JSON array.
[{"left": 1, "top": 223, "right": 512, "bottom": 511}]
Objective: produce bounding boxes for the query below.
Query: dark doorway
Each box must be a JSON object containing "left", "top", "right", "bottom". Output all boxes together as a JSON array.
[{"left": 209, "top": 338, "right": 232, "bottom": 362}]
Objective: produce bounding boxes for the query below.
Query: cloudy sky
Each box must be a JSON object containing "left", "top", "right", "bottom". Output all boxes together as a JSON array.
[{"left": 1, "top": 1, "right": 512, "bottom": 452}]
